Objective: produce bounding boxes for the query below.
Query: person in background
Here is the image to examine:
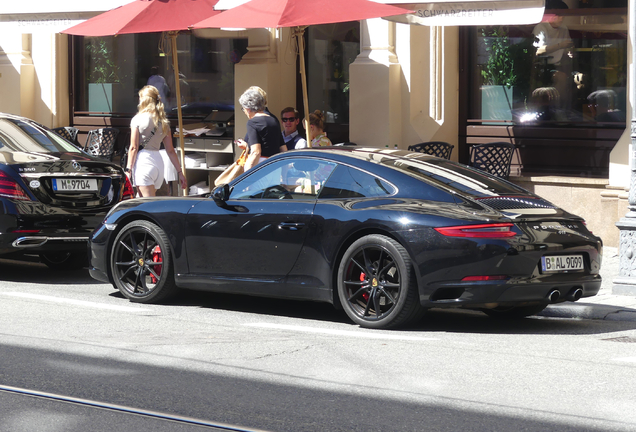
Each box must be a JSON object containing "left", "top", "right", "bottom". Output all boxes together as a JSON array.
[
  {"left": 281, "top": 107, "right": 307, "bottom": 149},
  {"left": 248, "top": 86, "right": 282, "bottom": 137},
  {"left": 147, "top": 66, "right": 171, "bottom": 111},
  {"left": 587, "top": 90, "right": 626, "bottom": 123},
  {"left": 532, "top": 0, "right": 573, "bottom": 112},
  {"left": 236, "top": 87, "right": 288, "bottom": 171},
  {"left": 126, "top": 85, "right": 186, "bottom": 197},
  {"left": 308, "top": 110, "right": 332, "bottom": 147},
  {"left": 241, "top": 86, "right": 284, "bottom": 150}
]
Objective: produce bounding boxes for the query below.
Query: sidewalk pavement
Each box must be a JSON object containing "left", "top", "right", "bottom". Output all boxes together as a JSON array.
[{"left": 540, "top": 246, "right": 636, "bottom": 322}]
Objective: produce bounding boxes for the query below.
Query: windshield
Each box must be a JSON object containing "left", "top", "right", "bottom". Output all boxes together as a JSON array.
[
  {"left": 0, "top": 118, "right": 83, "bottom": 154},
  {"left": 383, "top": 154, "right": 530, "bottom": 199}
]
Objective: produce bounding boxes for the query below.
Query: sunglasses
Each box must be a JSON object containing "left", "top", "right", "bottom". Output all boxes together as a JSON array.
[{"left": 281, "top": 117, "right": 297, "bottom": 123}]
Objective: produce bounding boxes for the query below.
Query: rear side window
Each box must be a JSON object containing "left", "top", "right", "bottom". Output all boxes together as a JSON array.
[
  {"left": 319, "top": 165, "right": 394, "bottom": 199},
  {"left": 384, "top": 156, "right": 528, "bottom": 198}
]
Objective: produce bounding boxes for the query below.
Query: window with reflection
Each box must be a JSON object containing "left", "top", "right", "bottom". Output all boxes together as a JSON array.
[
  {"left": 319, "top": 165, "right": 395, "bottom": 199},
  {"left": 470, "top": 2, "right": 627, "bottom": 127},
  {"left": 74, "top": 33, "right": 248, "bottom": 118},
  {"left": 230, "top": 158, "right": 337, "bottom": 200},
  {"left": 0, "top": 119, "right": 81, "bottom": 154},
  {"left": 306, "top": 22, "right": 360, "bottom": 143}
]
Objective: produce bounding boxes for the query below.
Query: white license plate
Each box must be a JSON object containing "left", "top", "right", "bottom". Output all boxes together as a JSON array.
[
  {"left": 541, "top": 255, "right": 584, "bottom": 272},
  {"left": 52, "top": 178, "right": 98, "bottom": 192}
]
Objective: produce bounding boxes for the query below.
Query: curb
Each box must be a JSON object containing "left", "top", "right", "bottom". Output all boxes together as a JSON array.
[{"left": 541, "top": 303, "right": 636, "bottom": 322}]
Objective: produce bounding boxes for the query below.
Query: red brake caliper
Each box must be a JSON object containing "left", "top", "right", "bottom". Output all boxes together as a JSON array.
[
  {"left": 150, "top": 245, "right": 162, "bottom": 283},
  {"left": 360, "top": 272, "right": 369, "bottom": 301}
]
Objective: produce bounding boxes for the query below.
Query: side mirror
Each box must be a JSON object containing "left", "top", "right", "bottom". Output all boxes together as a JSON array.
[{"left": 211, "top": 184, "right": 230, "bottom": 205}]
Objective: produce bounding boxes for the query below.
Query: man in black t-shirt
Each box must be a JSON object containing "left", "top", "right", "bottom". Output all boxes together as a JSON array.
[{"left": 236, "top": 87, "right": 288, "bottom": 170}]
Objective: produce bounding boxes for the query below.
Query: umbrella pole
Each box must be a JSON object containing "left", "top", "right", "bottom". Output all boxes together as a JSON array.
[
  {"left": 169, "top": 31, "right": 187, "bottom": 196},
  {"left": 295, "top": 26, "right": 311, "bottom": 147}
]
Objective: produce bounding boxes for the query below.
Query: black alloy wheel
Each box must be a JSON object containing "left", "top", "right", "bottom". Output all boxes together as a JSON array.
[
  {"left": 110, "top": 220, "right": 178, "bottom": 303},
  {"left": 337, "top": 235, "right": 424, "bottom": 329}
]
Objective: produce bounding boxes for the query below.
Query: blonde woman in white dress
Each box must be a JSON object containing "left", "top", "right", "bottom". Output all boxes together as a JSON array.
[{"left": 126, "top": 85, "right": 187, "bottom": 197}]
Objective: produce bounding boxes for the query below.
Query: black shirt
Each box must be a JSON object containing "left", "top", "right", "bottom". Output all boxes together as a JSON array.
[{"left": 245, "top": 114, "right": 283, "bottom": 157}]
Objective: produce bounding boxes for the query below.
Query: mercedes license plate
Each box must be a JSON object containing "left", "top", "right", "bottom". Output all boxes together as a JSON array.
[
  {"left": 52, "top": 178, "right": 98, "bottom": 192},
  {"left": 541, "top": 255, "right": 584, "bottom": 272}
]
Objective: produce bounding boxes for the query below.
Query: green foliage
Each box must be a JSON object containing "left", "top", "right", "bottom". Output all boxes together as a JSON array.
[
  {"left": 480, "top": 27, "right": 517, "bottom": 88},
  {"left": 86, "top": 39, "right": 120, "bottom": 83}
]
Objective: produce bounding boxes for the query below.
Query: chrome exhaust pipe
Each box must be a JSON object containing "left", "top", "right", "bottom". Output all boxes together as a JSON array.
[
  {"left": 546, "top": 289, "right": 561, "bottom": 303},
  {"left": 566, "top": 288, "right": 583, "bottom": 302},
  {"left": 12, "top": 236, "right": 49, "bottom": 248},
  {"left": 12, "top": 236, "right": 89, "bottom": 249}
]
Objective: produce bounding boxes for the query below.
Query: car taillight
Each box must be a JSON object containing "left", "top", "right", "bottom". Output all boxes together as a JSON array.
[
  {"left": 0, "top": 171, "right": 30, "bottom": 200},
  {"left": 122, "top": 175, "right": 134, "bottom": 200},
  {"left": 434, "top": 223, "right": 516, "bottom": 238}
]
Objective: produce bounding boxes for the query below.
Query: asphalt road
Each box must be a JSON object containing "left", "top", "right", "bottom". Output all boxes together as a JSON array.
[{"left": 1, "top": 257, "right": 636, "bottom": 431}]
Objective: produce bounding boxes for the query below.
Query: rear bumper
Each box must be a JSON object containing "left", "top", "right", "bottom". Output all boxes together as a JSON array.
[
  {"left": 0, "top": 233, "right": 90, "bottom": 255},
  {"left": 0, "top": 201, "right": 106, "bottom": 256},
  {"left": 422, "top": 274, "right": 602, "bottom": 308}
]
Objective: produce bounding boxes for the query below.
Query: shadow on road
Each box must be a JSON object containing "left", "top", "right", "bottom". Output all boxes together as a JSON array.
[
  {"left": 4, "top": 255, "right": 634, "bottom": 336},
  {"left": 110, "top": 288, "right": 636, "bottom": 336},
  {"left": 1, "top": 342, "right": 630, "bottom": 432},
  {"left": 0, "top": 258, "right": 96, "bottom": 285}
]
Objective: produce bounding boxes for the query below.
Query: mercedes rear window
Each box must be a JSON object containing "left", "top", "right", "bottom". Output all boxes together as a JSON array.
[{"left": 0, "top": 119, "right": 83, "bottom": 154}]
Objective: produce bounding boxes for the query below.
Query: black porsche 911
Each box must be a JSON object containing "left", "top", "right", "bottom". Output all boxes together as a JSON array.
[
  {"left": 0, "top": 113, "right": 134, "bottom": 269},
  {"left": 89, "top": 147, "right": 602, "bottom": 329}
]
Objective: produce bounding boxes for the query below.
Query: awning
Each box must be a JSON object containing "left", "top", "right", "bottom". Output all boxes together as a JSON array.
[
  {"left": 214, "top": 0, "right": 251, "bottom": 9},
  {"left": 0, "top": 0, "right": 135, "bottom": 33},
  {"left": 377, "top": 0, "right": 545, "bottom": 26}
]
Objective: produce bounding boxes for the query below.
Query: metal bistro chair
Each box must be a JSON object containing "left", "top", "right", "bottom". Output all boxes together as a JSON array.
[
  {"left": 52, "top": 126, "right": 80, "bottom": 148},
  {"left": 407, "top": 141, "right": 454, "bottom": 160},
  {"left": 469, "top": 141, "right": 516, "bottom": 180},
  {"left": 84, "top": 127, "right": 120, "bottom": 161}
]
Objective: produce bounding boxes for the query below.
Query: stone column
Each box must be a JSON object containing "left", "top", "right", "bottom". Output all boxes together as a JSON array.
[
  {"left": 0, "top": 34, "right": 30, "bottom": 116},
  {"left": 349, "top": 18, "right": 402, "bottom": 147},
  {"left": 614, "top": 0, "right": 636, "bottom": 296}
]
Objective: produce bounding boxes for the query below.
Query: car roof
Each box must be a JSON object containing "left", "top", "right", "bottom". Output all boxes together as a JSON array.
[
  {"left": 274, "top": 146, "right": 534, "bottom": 200},
  {"left": 275, "top": 146, "right": 432, "bottom": 165},
  {"left": 0, "top": 112, "right": 37, "bottom": 123}
]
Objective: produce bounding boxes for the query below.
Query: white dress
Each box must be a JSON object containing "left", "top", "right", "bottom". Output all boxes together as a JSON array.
[{"left": 130, "top": 112, "right": 166, "bottom": 189}]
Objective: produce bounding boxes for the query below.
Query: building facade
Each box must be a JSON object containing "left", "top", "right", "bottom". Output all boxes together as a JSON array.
[{"left": 0, "top": 0, "right": 631, "bottom": 246}]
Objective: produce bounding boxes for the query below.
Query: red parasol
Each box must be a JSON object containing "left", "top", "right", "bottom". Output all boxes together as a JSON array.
[
  {"left": 191, "top": 0, "right": 410, "bottom": 146},
  {"left": 63, "top": 0, "right": 224, "bottom": 195}
]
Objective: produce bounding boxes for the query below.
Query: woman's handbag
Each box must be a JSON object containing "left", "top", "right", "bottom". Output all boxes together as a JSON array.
[{"left": 214, "top": 148, "right": 249, "bottom": 186}]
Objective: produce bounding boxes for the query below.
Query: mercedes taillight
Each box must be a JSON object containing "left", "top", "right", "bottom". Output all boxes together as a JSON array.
[
  {"left": 0, "top": 171, "right": 30, "bottom": 200},
  {"left": 123, "top": 175, "right": 135, "bottom": 200}
]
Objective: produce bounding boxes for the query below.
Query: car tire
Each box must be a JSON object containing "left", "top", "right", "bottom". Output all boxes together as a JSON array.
[
  {"left": 481, "top": 304, "right": 548, "bottom": 319},
  {"left": 39, "top": 252, "right": 87, "bottom": 271},
  {"left": 110, "top": 220, "right": 178, "bottom": 303},
  {"left": 337, "top": 234, "right": 424, "bottom": 329}
]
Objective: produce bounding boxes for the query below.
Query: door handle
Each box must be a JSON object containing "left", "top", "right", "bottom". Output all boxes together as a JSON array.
[{"left": 278, "top": 222, "right": 305, "bottom": 231}]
